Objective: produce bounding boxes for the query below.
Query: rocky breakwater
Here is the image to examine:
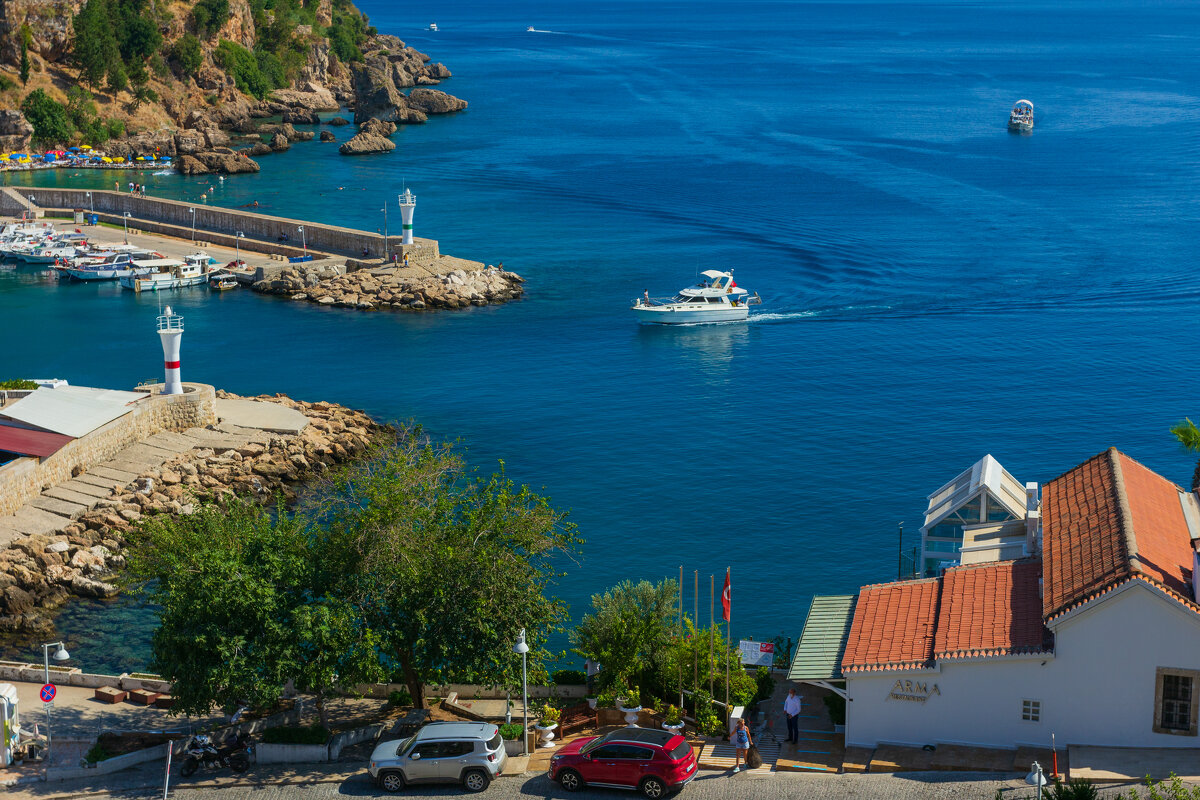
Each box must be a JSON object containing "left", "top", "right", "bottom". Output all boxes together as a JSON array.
[
  {"left": 0, "top": 393, "right": 385, "bottom": 637},
  {"left": 254, "top": 263, "right": 524, "bottom": 310}
]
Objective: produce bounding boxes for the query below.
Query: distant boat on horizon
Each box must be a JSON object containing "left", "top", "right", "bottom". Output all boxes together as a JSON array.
[
  {"left": 1008, "top": 99, "right": 1034, "bottom": 133},
  {"left": 427, "top": 23, "right": 438, "bottom": 32}
]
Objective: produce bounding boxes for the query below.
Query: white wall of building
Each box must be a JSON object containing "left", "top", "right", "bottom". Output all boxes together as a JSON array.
[{"left": 846, "top": 583, "right": 1200, "bottom": 749}]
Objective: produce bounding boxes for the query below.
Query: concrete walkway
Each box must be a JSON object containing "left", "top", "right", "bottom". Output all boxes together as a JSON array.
[
  {"left": 0, "top": 403, "right": 297, "bottom": 547},
  {"left": 1070, "top": 745, "right": 1200, "bottom": 783},
  {"left": 214, "top": 399, "right": 308, "bottom": 435}
]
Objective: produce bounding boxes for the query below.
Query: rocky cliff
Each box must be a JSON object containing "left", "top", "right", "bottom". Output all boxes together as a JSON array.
[{"left": 0, "top": 0, "right": 467, "bottom": 166}]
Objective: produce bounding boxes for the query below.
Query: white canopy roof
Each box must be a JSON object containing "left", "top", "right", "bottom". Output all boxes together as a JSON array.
[
  {"left": 700, "top": 270, "right": 731, "bottom": 281},
  {"left": 0, "top": 385, "right": 146, "bottom": 438},
  {"left": 131, "top": 258, "right": 184, "bottom": 268},
  {"left": 922, "top": 454, "right": 1028, "bottom": 533}
]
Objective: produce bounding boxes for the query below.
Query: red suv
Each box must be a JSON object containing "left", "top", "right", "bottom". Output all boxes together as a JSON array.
[{"left": 548, "top": 727, "right": 697, "bottom": 798}]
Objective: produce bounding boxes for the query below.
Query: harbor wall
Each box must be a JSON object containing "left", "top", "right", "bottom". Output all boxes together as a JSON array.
[
  {"left": 16, "top": 189, "right": 441, "bottom": 262},
  {"left": 0, "top": 383, "right": 216, "bottom": 518}
]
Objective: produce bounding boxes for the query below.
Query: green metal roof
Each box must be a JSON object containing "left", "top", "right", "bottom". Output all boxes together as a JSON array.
[{"left": 788, "top": 595, "right": 856, "bottom": 681}]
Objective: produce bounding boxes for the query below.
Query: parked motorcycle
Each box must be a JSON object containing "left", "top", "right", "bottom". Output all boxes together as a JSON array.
[{"left": 179, "top": 732, "right": 253, "bottom": 776}]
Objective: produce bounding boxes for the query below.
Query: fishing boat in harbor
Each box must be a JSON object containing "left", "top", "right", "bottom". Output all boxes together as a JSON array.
[
  {"left": 64, "top": 248, "right": 159, "bottom": 280},
  {"left": 631, "top": 270, "right": 761, "bottom": 324},
  {"left": 119, "top": 254, "right": 214, "bottom": 291},
  {"left": 1008, "top": 99, "right": 1034, "bottom": 132},
  {"left": 16, "top": 232, "right": 90, "bottom": 264}
]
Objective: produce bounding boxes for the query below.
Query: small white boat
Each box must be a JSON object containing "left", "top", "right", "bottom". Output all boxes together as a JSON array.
[
  {"left": 1008, "top": 99, "right": 1034, "bottom": 132},
  {"left": 632, "top": 270, "right": 761, "bottom": 325},
  {"left": 119, "top": 255, "right": 213, "bottom": 291},
  {"left": 527, "top": 26, "right": 535, "bottom": 32},
  {"left": 427, "top": 22, "right": 438, "bottom": 31},
  {"left": 208, "top": 271, "right": 238, "bottom": 291}
]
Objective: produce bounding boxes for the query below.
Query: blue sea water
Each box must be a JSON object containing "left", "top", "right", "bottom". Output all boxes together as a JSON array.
[{"left": 4, "top": 0, "right": 1200, "bottom": 673}]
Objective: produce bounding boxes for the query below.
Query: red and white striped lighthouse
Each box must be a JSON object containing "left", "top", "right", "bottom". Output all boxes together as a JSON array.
[{"left": 157, "top": 306, "right": 184, "bottom": 395}]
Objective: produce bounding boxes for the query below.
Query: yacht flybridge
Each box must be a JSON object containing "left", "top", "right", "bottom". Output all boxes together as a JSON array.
[{"left": 632, "top": 270, "right": 761, "bottom": 324}]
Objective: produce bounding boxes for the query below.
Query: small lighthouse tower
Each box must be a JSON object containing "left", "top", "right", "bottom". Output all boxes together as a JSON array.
[
  {"left": 398, "top": 188, "right": 416, "bottom": 245},
  {"left": 157, "top": 306, "right": 184, "bottom": 395}
]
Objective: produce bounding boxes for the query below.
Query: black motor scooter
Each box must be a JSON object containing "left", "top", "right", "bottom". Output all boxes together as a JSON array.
[{"left": 179, "top": 732, "right": 253, "bottom": 776}]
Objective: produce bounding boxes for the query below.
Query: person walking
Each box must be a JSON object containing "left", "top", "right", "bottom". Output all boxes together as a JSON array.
[
  {"left": 783, "top": 688, "right": 802, "bottom": 745},
  {"left": 730, "top": 718, "right": 752, "bottom": 773}
]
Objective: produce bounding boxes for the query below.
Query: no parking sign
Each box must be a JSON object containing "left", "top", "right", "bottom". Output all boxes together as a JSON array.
[{"left": 40, "top": 683, "right": 55, "bottom": 703}]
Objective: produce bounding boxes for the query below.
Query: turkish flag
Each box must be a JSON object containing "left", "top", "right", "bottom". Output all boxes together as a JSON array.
[{"left": 721, "top": 569, "right": 731, "bottom": 622}]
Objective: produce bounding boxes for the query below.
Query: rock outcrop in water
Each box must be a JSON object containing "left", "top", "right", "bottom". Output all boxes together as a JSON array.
[{"left": 253, "top": 264, "right": 524, "bottom": 311}]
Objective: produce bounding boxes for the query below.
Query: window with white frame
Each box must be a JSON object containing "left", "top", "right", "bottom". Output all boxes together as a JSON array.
[{"left": 1021, "top": 699, "right": 1041, "bottom": 722}]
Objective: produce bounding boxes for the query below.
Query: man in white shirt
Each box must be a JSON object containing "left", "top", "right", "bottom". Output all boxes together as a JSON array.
[{"left": 783, "top": 688, "right": 802, "bottom": 744}]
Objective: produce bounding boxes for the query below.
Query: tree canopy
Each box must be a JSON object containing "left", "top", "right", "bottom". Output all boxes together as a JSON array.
[
  {"left": 126, "top": 430, "right": 580, "bottom": 715},
  {"left": 570, "top": 578, "right": 679, "bottom": 690},
  {"left": 21, "top": 90, "right": 72, "bottom": 146}
]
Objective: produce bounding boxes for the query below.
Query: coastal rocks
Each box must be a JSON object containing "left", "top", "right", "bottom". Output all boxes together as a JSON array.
[
  {"left": 271, "top": 86, "right": 340, "bottom": 112},
  {"left": 360, "top": 118, "right": 397, "bottom": 137},
  {"left": 319, "top": 130, "right": 336, "bottom": 142},
  {"left": 406, "top": 88, "right": 468, "bottom": 116},
  {"left": 0, "top": 110, "right": 34, "bottom": 153},
  {"left": 269, "top": 132, "right": 290, "bottom": 152},
  {"left": 252, "top": 265, "right": 524, "bottom": 311},
  {"left": 177, "top": 152, "right": 261, "bottom": 175},
  {"left": 351, "top": 58, "right": 408, "bottom": 124},
  {"left": 282, "top": 109, "right": 322, "bottom": 125},
  {"left": 0, "top": 393, "right": 387, "bottom": 635},
  {"left": 245, "top": 142, "right": 273, "bottom": 156},
  {"left": 325, "top": 116, "right": 350, "bottom": 126},
  {"left": 338, "top": 131, "right": 395, "bottom": 155}
]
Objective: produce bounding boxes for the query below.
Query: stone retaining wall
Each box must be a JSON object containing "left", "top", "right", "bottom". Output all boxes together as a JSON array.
[
  {"left": 0, "top": 384, "right": 217, "bottom": 518},
  {"left": 19, "top": 189, "right": 441, "bottom": 261}
]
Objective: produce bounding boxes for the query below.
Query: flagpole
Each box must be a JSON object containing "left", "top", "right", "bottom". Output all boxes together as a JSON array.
[
  {"left": 724, "top": 567, "right": 730, "bottom": 717},
  {"left": 709, "top": 574, "right": 714, "bottom": 698},
  {"left": 693, "top": 570, "right": 699, "bottom": 694},
  {"left": 678, "top": 565, "right": 684, "bottom": 707}
]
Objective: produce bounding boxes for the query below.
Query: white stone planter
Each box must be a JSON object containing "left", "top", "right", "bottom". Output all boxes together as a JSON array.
[
  {"left": 618, "top": 705, "right": 643, "bottom": 727},
  {"left": 503, "top": 739, "right": 525, "bottom": 757},
  {"left": 662, "top": 722, "right": 684, "bottom": 734},
  {"left": 534, "top": 722, "right": 558, "bottom": 748},
  {"left": 586, "top": 697, "right": 597, "bottom": 710}
]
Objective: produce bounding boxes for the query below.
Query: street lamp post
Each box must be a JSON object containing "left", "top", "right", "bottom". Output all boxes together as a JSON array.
[
  {"left": 235, "top": 231, "right": 244, "bottom": 265},
  {"left": 86, "top": 192, "right": 93, "bottom": 215},
  {"left": 188, "top": 208, "right": 196, "bottom": 243},
  {"left": 513, "top": 629, "right": 529, "bottom": 756},
  {"left": 298, "top": 226, "right": 306, "bottom": 257},
  {"left": 122, "top": 212, "right": 131, "bottom": 244},
  {"left": 381, "top": 205, "right": 388, "bottom": 261},
  {"left": 41, "top": 641, "right": 69, "bottom": 765}
]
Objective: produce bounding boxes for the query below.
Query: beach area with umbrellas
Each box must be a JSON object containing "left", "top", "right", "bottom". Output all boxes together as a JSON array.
[{"left": 0, "top": 146, "right": 173, "bottom": 170}]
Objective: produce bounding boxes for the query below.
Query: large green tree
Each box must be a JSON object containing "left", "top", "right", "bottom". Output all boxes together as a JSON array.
[
  {"left": 20, "top": 90, "right": 72, "bottom": 146},
  {"left": 125, "top": 498, "right": 385, "bottom": 724},
  {"left": 570, "top": 578, "right": 679, "bottom": 690},
  {"left": 317, "top": 433, "right": 581, "bottom": 708}
]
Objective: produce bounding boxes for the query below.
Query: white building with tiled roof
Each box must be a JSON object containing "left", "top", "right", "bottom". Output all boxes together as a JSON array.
[{"left": 791, "top": 448, "right": 1200, "bottom": 751}]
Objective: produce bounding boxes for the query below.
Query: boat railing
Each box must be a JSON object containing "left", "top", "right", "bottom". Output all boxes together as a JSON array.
[{"left": 634, "top": 296, "right": 677, "bottom": 307}]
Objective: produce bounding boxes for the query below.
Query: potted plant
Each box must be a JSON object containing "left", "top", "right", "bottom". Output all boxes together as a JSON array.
[
  {"left": 617, "top": 686, "right": 643, "bottom": 727},
  {"left": 662, "top": 704, "right": 684, "bottom": 734},
  {"left": 498, "top": 722, "right": 526, "bottom": 756},
  {"left": 534, "top": 704, "right": 561, "bottom": 748}
]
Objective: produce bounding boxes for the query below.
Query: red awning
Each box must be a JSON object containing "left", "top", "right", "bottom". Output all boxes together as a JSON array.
[{"left": 0, "top": 424, "right": 74, "bottom": 458}]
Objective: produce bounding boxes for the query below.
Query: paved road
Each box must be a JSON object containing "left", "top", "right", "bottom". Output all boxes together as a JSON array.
[{"left": 9, "top": 764, "right": 1073, "bottom": 800}]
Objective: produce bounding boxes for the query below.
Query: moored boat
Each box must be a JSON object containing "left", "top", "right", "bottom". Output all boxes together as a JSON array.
[
  {"left": 1008, "top": 99, "right": 1034, "bottom": 132},
  {"left": 208, "top": 270, "right": 238, "bottom": 291},
  {"left": 64, "top": 248, "right": 159, "bottom": 280},
  {"left": 119, "top": 256, "right": 213, "bottom": 291},
  {"left": 632, "top": 270, "right": 761, "bottom": 324}
]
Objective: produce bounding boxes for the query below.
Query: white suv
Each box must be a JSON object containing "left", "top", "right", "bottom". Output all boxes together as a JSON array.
[{"left": 368, "top": 721, "right": 507, "bottom": 793}]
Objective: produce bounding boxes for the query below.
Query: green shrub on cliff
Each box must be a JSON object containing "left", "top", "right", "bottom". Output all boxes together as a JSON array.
[
  {"left": 169, "top": 34, "right": 203, "bottom": 75},
  {"left": 192, "top": 0, "right": 231, "bottom": 39},
  {"left": 72, "top": 0, "right": 161, "bottom": 90},
  {"left": 213, "top": 39, "right": 273, "bottom": 99},
  {"left": 21, "top": 90, "right": 72, "bottom": 146}
]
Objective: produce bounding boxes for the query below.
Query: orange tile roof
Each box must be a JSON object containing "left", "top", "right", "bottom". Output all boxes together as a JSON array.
[
  {"left": 842, "top": 560, "right": 1051, "bottom": 673},
  {"left": 1043, "top": 448, "right": 1197, "bottom": 620},
  {"left": 934, "top": 559, "right": 1048, "bottom": 660},
  {"left": 842, "top": 579, "right": 940, "bottom": 673}
]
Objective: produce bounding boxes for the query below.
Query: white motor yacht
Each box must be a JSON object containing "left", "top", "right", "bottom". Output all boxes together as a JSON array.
[
  {"left": 427, "top": 22, "right": 438, "bottom": 31},
  {"left": 64, "top": 248, "right": 159, "bottom": 280},
  {"left": 1008, "top": 99, "right": 1034, "bottom": 132},
  {"left": 632, "top": 270, "right": 761, "bottom": 324}
]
